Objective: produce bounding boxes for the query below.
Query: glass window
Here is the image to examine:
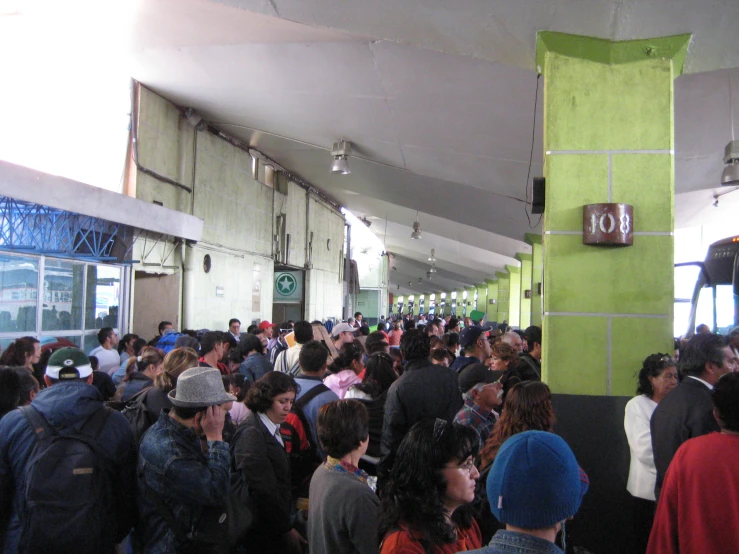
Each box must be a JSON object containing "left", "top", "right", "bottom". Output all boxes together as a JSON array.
[
  {"left": 85, "top": 265, "right": 121, "bottom": 330},
  {"left": 84, "top": 333, "right": 102, "bottom": 354},
  {"left": 42, "top": 259, "right": 84, "bottom": 331},
  {"left": 0, "top": 255, "right": 39, "bottom": 333}
]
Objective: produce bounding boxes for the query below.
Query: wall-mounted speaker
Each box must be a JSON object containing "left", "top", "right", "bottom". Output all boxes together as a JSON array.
[{"left": 532, "top": 177, "right": 545, "bottom": 214}]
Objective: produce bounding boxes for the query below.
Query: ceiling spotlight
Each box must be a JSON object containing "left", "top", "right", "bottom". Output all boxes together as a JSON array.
[
  {"left": 428, "top": 249, "right": 436, "bottom": 262},
  {"left": 411, "top": 211, "right": 422, "bottom": 240},
  {"left": 429, "top": 265, "right": 437, "bottom": 274},
  {"left": 331, "top": 140, "right": 352, "bottom": 175},
  {"left": 426, "top": 270, "right": 433, "bottom": 280},
  {"left": 722, "top": 140, "right": 739, "bottom": 186}
]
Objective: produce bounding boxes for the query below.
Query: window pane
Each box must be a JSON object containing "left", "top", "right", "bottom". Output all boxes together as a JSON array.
[
  {"left": 0, "top": 255, "right": 39, "bottom": 333},
  {"left": 39, "top": 335, "right": 81, "bottom": 349},
  {"left": 85, "top": 265, "right": 121, "bottom": 330},
  {"left": 83, "top": 333, "right": 101, "bottom": 354},
  {"left": 42, "top": 259, "right": 84, "bottom": 331}
]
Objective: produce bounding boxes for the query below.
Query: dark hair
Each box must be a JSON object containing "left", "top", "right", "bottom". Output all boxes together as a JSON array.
[
  {"left": 229, "top": 318, "right": 241, "bottom": 327},
  {"left": 13, "top": 367, "right": 39, "bottom": 405},
  {"left": 158, "top": 321, "right": 173, "bottom": 334},
  {"left": 0, "top": 337, "right": 40, "bottom": 367},
  {"left": 379, "top": 419, "right": 480, "bottom": 546},
  {"left": 405, "top": 319, "right": 416, "bottom": 331},
  {"left": 173, "top": 405, "right": 207, "bottom": 420},
  {"left": 294, "top": 321, "right": 314, "bottom": 344},
  {"left": 122, "top": 338, "right": 148, "bottom": 380},
  {"left": 174, "top": 335, "right": 200, "bottom": 351},
  {"left": 448, "top": 318, "right": 459, "bottom": 329},
  {"left": 636, "top": 353, "right": 676, "bottom": 397},
  {"left": 0, "top": 367, "right": 21, "bottom": 419},
  {"left": 430, "top": 348, "right": 453, "bottom": 365},
  {"left": 366, "top": 331, "right": 389, "bottom": 355},
  {"left": 317, "top": 400, "right": 369, "bottom": 458},
  {"left": 123, "top": 347, "right": 164, "bottom": 383},
  {"left": 429, "top": 337, "right": 445, "bottom": 351},
  {"left": 328, "top": 341, "right": 364, "bottom": 374},
  {"left": 679, "top": 333, "right": 727, "bottom": 377},
  {"left": 246, "top": 325, "right": 258, "bottom": 335},
  {"left": 401, "top": 329, "right": 431, "bottom": 361},
  {"left": 299, "top": 340, "right": 329, "bottom": 373},
  {"left": 360, "top": 324, "right": 370, "bottom": 337},
  {"left": 117, "top": 333, "right": 138, "bottom": 355},
  {"left": 490, "top": 342, "right": 519, "bottom": 368},
  {"left": 200, "top": 331, "right": 223, "bottom": 356},
  {"left": 223, "top": 373, "right": 249, "bottom": 402},
  {"left": 713, "top": 373, "right": 739, "bottom": 432},
  {"left": 443, "top": 332, "right": 460, "bottom": 350},
  {"left": 354, "top": 352, "right": 396, "bottom": 398},
  {"left": 89, "top": 356, "right": 99, "bottom": 371},
  {"left": 228, "top": 348, "right": 243, "bottom": 366},
  {"left": 245, "top": 371, "right": 299, "bottom": 413},
  {"left": 97, "top": 327, "right": 114, "bottom": 346},
  {"left": 479, "top": 381, "right": 555, "bottom": 469},
  {"left": 354, "top": 312, "right": 363, "bottom": 319},
  {"left": 239, "top": 334, "right": 263, "bottom": 357},
  {"left": 221, "top": 333, "right": 237, "bottom": 350},
  {"left": 523, "top": 326, "right": 542, "bottom": 348}
]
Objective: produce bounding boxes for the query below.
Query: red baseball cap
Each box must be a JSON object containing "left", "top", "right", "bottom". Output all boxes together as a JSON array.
[{"left": 258, "top": 320, "right": 272, "bottom": 330}]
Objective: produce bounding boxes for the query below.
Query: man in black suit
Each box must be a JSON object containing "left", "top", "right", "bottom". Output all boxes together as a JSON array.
[{"left": 651, "top": 333, "right": 737, "bottom": 497}]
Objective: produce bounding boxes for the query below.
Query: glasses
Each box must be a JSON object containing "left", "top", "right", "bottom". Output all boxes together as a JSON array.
[{"left": 445, "top": 459, "right": 477, "bottom": 475}]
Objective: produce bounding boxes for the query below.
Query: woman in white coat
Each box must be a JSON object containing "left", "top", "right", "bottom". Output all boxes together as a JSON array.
[{"left": 624, "top": 353, "right": 678, "bottom": 553}]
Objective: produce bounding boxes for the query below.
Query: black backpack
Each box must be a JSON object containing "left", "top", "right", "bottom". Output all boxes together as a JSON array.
[
  {"left": 18, "top": 405, "right": 115, "bottom": 554},
  {"left": 121, "top": 387, "right": 159, "bottom": 444},
  {"left": 280, "top": 384, "right": 329, "bottom": 498}
]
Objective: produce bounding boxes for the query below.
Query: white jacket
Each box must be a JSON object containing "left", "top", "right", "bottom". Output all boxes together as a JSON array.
[{"left": 624, "top": 394, "right": 658, "bottom": 500}]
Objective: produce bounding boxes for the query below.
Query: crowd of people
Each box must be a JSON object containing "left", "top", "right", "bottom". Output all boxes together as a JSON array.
[{"left": 0, "top": 313, "right": 737, "bottom": 553}]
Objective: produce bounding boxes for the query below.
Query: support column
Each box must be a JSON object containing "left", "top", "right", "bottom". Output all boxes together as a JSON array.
[
  {"left": 495, "top": 272, "right": 510, "bottom": 327},
  {"left": 516, "top": 254, "right": 533, "bottom": 330},
  {"left": 538, "top": 32, "right": 688, "bottom": 395},
  {"left": 505, "top": 265, "right": 521, "bottom": 329},
  {"left": 485, "top": 279, "right": 498, "bottom": 325},
  {"left": 476, "top": 283, "right": 488, "bottom": 316},
  {"left": 526, "top": 234, "right": 543, "bottom": 327}
]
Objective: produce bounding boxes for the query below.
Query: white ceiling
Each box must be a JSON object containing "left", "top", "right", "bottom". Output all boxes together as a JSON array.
[{"left": 16, "top": 0, "right": 737, "bottom": 294}]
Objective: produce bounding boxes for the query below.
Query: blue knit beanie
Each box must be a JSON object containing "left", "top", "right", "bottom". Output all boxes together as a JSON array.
[{"left": 487, "top": 431, "right": 589, "bottom": 529}]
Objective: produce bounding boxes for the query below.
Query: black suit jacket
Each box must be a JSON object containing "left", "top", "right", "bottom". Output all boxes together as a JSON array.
[
  {"left": 650, "top": 377, "right": 719, "bottom": 496},
  {"left": 231, "top": 411, "right": 292, "bottom": 550}
]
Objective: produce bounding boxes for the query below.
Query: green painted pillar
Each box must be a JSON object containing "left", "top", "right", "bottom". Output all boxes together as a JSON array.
[
  {"left": 476, "top": 284, "right": 488, "bottom": 316},
  {"left": 537, "top": 32, "right": 688, "bottom": 395},
  {"left": 526, "top": 234, "right": 543, "bottom": 327},
  {"left": 496, "top": 272, "right": 510, "bottom": 327},
  {"left": 506, "top": 265, "right": 521, "bottom": 328},
  {"left": 485, "top": 279, "right": 498, "bottom": 324},
  {"left": 516, "top": 254, "right": 533, "bottom": 330},
  {"left": 456, "top": 289, "right": 465, "bottom": 316}
]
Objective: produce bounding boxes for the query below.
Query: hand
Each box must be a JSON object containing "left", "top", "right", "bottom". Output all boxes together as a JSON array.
[
  {"left": 199, "top": 405, "right": 225, "bottom": 442},
  {"left": 285, "top": 528, "right": 307, "bottom": 553}
]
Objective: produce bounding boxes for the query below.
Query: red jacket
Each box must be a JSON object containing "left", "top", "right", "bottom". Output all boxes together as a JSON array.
[
  {"left": 380, "top": 519, "right": 482, "bottom": 554},
  {"left": 647, "top": 432, "right": 739, "bottom": 554}
]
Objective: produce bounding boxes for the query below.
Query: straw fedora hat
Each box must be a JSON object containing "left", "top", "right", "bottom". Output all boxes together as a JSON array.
[{"left": 168, "top": 366, "right": 236, "bottom": 408}]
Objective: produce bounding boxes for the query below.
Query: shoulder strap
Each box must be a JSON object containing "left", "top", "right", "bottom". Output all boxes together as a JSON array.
[
  {"left": 295, "top": 384, "right": 329, "bottom": 410},
  {"left": 522, "top": 356, "right": 541, "bottom": 378},
  {"left": 19, "top": 405, "right": 53, "bottom": 441}
]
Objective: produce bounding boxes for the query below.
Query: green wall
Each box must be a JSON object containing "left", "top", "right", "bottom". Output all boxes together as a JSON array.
[
  {"left": 526, "top": 234, "right": 543, "bottom": 327},
  {"left": 538, "top": 32, "right": 687, "bottom": 395},
  {"left": 496, "top": 272, "right": 510, "bottom": 326},
  {"left": 485, "top": 279, "right": 498, "bottom": 324}
]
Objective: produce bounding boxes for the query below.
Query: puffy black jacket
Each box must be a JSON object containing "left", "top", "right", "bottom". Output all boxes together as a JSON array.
[{"left": 378, "top": 358, "right": 463, "bottom": 486}]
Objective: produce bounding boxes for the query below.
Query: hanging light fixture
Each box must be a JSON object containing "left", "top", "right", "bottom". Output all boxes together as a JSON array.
[
  {"left": 428, "top": 249, "right": 436, "bottom": 262},
  {"left": 411, "top": 211, "right": 422, "bottom": 239},
  {"left": 722, "top": 77, "right": 739, "bottom": 186},
  {"left": 331, "top": 140, "right": 352, "bottom": 175},
  {"left": 722, "top": 141, "right": 739, "bottom": 186},
  {"left": 429, "top": 264, "right": 437, "bottom": 274}
]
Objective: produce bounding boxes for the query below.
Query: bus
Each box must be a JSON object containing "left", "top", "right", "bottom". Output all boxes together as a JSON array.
[{"left": 675, "top": 236, "right": 739, "bottom": 337}]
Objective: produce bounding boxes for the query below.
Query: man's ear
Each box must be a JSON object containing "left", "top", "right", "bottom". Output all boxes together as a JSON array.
[{"left": 86, "top": 374, "right": 94, "bottom": 385}]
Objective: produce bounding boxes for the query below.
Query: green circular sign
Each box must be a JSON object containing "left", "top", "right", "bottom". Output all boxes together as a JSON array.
[{"left": 275, "top": 273, "right": 297, "bottom": 296}]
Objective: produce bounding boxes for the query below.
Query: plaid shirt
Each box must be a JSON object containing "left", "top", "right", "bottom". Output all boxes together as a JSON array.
[{"left": 453, "top": 397, "right": 498, "bottom": 446}]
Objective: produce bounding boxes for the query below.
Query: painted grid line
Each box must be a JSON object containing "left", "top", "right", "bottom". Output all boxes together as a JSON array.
[
  {"left": 545, "top": 149, "right": 673, "bottom": 155},
  {"left": 544, "top": 311, "right": 669, "bottom": 318}
]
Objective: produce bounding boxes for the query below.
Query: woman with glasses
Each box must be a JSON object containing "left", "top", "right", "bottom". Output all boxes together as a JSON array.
[
  {"left": 379, "top": 418, "right": 482, "bottom": 553},
  {"left": 624, "top": 353, "right": 678, "bottom": 553}
]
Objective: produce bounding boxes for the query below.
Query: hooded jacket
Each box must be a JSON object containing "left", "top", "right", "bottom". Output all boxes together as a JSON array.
[{"left": 0, "top": 381, "right": 137, "bottom": 553}]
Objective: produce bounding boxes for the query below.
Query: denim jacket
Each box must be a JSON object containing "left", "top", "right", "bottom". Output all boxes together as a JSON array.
[
  {"left": 135, "top": 410, "right": 230, "bottom": 553},
  {"left": 467, "top": 530, "right": 564, "bottom": 554}
]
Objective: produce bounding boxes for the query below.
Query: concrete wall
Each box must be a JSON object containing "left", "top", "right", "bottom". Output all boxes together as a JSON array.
[{"left": 131, "top": 86, "right": 345, "bottom": 331}]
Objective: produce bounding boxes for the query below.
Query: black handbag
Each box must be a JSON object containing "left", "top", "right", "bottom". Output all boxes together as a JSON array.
[{"left": 148, "top": 487, "right": 253, "bottom": 554}]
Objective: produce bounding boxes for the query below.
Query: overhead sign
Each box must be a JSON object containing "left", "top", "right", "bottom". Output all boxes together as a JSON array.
[{"left": 274, "top": 271, "right": 303, "bottom": 303}]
